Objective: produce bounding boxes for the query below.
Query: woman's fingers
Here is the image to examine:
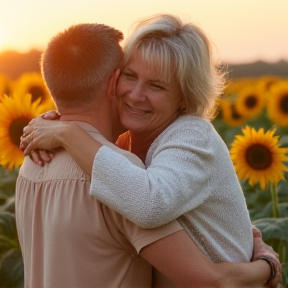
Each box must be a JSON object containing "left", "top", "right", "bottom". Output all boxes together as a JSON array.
[
  {"left": 22, "top": 125, "right": 34, "bottom": 137},
  {"left": 39, "top": 149, "right": 53, "bottom": 163},
  {"left": 21, "top": 131, "right": 34, "bottom": 148},
  {"left": 252, "top": 226, "right": 262, "bottom": 238},
  {"left": 43, "top": 110, "right": 60, "bottom": 120},
  {"left": 27, "top": 150, "right": 52, "bottom": 166},
  {"left": 23, "top": 132, "right": 37, "bottom": 156},
  {"left": 29, "top": 150, "right": 43, "bottom": 166}
]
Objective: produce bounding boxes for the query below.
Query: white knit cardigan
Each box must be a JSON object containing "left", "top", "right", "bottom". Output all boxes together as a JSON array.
[{"left": 91, "top": 116, "right": 253, "bottom": 263}]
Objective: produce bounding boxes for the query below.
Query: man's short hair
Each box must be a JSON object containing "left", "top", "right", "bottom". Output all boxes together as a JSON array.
[{"left": 41, "top": 23, "right": 123, "bottom": 108}]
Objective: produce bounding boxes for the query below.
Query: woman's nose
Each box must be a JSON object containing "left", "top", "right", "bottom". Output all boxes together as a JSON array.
[{"left": 128, "top": 83, "right": 146, "bottom": 101}]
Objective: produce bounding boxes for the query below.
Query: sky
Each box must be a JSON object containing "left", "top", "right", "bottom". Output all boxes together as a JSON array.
[{"left": 0, "top": 0, "right": 288, "bottom": 64}]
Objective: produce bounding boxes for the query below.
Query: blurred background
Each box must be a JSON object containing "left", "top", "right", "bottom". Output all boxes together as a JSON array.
[
  {"left": 0, "top": 0, "right": 288, "bottom": 287},
  {"left": 1, "top": 0, "right": 288, "bottom": 78}
]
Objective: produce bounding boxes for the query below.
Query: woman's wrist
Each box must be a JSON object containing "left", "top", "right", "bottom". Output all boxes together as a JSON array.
[
  {"left": 259, "top": 256, "right": 277, "bottom": 283},
  {"left": 58, "top": 122, "right": 79, "bottom": 149}
]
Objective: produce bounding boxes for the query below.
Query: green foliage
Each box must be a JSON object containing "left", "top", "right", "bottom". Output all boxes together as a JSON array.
[
  {"left": 213, "top": 103, "right": 288, "bottom": 287},
  {"left": 0, "top": 167, "right": 23, "bottom": 287},
  {"left": 0, "top": 212, "right": 23, "bottom": 288}
]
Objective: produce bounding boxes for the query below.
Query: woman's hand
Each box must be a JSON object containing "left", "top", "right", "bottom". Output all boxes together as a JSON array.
[
  {"left": 24, "top": 149, "right": 55, "bottom": 167},
  {"left": 21, "top": 114, "right": 71, "bottom": 156},
  {"left": 252, "top": 227, "right": 282, "bottom": 288},
  {"left": 20, "top": 110, "right": 60, "bottom": 166}
]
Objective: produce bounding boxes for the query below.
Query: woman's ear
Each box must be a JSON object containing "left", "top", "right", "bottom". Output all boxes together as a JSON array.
[
  {"left": 108, "top": 69, "right": 121, "bottom": 101},
  {"left": 179, "top": 99, "right": 186, "bottom": 113}
]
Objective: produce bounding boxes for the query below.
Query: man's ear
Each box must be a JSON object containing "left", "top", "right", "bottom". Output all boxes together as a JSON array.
[{"left": 108, "top": 68, "right": 121, "bottom": 101}]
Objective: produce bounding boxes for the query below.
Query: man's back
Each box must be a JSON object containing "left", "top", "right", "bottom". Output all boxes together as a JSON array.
[
  {"left": 16, "top": 122, "right": 153, "bottom": 288},
  {"left": 16, "top": 121, "right": 183, "bottom": 288}
]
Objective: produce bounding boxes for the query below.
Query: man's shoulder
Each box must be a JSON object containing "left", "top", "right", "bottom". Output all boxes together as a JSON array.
[
  {"left": 18, "top": 150, "right": 90, "bottom": 182},
  {"left": 101, "top": 204, "right": 183, "bottom": 254}
]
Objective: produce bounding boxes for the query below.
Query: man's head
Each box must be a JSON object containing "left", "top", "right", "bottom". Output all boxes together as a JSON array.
[{"left": 41, "top": 23, "right": 123, "bottom": 110}]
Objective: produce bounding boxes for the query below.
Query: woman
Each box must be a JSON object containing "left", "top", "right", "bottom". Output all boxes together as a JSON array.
[{"left": 22, "top": 14, "right": 281, "bottom": 286}]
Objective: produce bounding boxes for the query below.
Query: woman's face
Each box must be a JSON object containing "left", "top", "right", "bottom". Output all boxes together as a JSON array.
[{"left": 116, "top": 51, "right": 184, "bottom": 136}]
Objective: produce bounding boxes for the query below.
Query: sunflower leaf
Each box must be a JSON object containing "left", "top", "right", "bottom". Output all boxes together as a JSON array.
[
  {"left": 0, "top": 212, "right": 19, "bottom": 245},
  {"left": 250, "top": 202, "right": 273, "bottom": 220},
  {"left": 0, "top": 197, "right": 15, "bottom": 213},
  {"left": 0, "top": 248, "right": 24, "bottom": 288},
  {"left": 253, "top": 217, "right": 288, "bottom": 242},
  {"left": 278, "top": 135, "right": 288, "bottom": 147},
  {"left": 279, "top": 203, "right": 288, "bottom": 218},
  {"left": 0, "top": 166, "right": 18, "bottom": 198},
  {"left": 278, "top": 180, "right": 288, "bottom": 201}
]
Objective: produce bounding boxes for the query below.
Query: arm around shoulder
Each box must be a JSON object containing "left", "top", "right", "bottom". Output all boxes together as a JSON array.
[
  {"left": 90, "top": 125, "right": 213, "bottom": 228},
  {"left": 22, "top": 118, "right": 103, "bottom": 175}
]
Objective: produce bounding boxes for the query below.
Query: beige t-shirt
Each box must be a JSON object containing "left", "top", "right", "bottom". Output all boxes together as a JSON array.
[{"left": 15, "top": 122, "right": 183, "bottom": 288}]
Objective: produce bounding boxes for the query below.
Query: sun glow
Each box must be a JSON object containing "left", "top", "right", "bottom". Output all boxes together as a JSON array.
[
  {"left": 0, "top": 28, "right": 12, "bottom": 52},
  {"left": 0, "top": 28, "right": 5, "bottom": 51}
]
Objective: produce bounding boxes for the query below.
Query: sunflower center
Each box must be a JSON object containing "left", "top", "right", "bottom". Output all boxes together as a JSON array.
[
  {"left": 245, "top": 144, "right": 272, "bottom": 170},
  {"left": 28, "top": 86, "right": 45, "bottom": 102},
  {"left": 231, "top": 105, "right": 242, "bottom": 120},
  {"left": 280, "top": 94, "right": 288, "bottom": 113},
  {"left": 245, "top": 95, "right": 257, "bottom": 108},
  {"left": 4, "top": 86, "right": 11, "bottom": 96},
  {"left": 9, "top": 117, "right": 31, "bottom": 146}
]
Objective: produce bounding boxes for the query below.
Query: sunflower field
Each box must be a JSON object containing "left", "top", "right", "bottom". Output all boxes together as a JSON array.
[
  {"left": 0, "top": 72, "right": 55, "bottom": 287},
  {"left": 0, "top": 72, "right": 288, "bottom": 287}
]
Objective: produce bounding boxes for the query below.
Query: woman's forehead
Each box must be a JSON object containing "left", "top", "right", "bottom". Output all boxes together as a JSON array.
[{"left": 128, "top": 48, "right": 175, "bottom": 81}]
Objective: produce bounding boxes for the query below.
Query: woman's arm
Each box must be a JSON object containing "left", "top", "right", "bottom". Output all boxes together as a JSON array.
[
  {"left": 22, "top": 117, "right": 242, "bottom": 229},
  {"left": 23, "top": 118, "right": 209, "bottom": 228},
  {"left": 22, "top": 117, "right": 101, "bottom": 175}
]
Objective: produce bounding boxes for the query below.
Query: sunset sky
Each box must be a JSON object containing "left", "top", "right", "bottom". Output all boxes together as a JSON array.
[{"left": 0, "top": 0, "right": 288, "bottom": 64}]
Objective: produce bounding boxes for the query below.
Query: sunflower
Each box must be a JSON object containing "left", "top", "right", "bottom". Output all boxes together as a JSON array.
[
  {"left": 230, "top": 126, "right": 288, "bottom": 190},
  {"left": 224, "top": 78, "right": 256, "bottom": 96},
  {"left": 219, "top": 99, "right": 247, "bottom": 126},
  {"left": 257, "top": 75, "right": 281, "bottom": 93},
  {"left": 235, "top": 85, "right": 266, "bottom": 118},
  {"left": 0, "top": 74, "right": 14, "bottom": 98},
  {"left": 0, "top": 93, "right": 44, "bottom": 169},
  {"left": 14, "top": 72, "right": 52, "bottom": 105},
  {"left": 267, "top": 80, "right": 288, "bottom": 126}
]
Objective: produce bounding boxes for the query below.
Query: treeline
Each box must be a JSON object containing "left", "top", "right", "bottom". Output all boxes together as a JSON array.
[
  {"left": 0, "top": 49, "right": 288, "bottom": 80},
  {"left": 0, "top": 50, "right": 42, "bottom": 79}
]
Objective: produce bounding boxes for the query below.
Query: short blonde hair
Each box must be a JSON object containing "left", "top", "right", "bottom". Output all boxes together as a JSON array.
[{"left": 123, "top": 14, "right": 226, "bottom": 120}]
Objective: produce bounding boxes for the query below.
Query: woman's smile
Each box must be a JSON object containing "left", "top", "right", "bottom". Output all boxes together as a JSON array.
[
  {"left": 125, "top": 103, "right": 152, "bottom": 115},
  {"left": 116, "top": 50, "right": 184, "bottom": 135}
]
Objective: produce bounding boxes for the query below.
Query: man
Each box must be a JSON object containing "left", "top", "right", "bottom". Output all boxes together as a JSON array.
[{"left": 16, "top": 23, "right": 276, "bottom": 288}]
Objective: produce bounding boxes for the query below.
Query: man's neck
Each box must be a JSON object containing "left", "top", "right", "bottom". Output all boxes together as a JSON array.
[{"left": 59, "top": 112, "right": 113, "bottom": 142}]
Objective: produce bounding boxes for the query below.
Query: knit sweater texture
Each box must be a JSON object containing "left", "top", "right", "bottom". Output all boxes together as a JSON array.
[{"left": 91, "top": 115, "right": 253, "bottom": 263}]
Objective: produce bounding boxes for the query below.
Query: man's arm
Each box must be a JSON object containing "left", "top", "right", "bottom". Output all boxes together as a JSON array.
[{"left": 140, "top": 230, "right": 273, "bottom": 288}]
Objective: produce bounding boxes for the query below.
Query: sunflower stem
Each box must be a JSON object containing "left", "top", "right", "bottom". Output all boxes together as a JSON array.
[
  {"left": 279, "top": 240, "right": 286, "bottom": 264},
  {"left": 270, "top": 182, "right": 279, "bottom": 218}
]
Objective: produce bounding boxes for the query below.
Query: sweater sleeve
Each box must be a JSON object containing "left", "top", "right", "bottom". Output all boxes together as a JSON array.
[{"left": 91, "top": 125, "right": 214, "bottom": 228}]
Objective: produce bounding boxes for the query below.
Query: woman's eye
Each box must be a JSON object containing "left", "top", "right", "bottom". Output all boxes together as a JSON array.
[
  {"left": 123, "top": 72, "right": 136, "bottom": 80},
  {"left": 150, "top": 84, "right": 164, "bottom": 90}
]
